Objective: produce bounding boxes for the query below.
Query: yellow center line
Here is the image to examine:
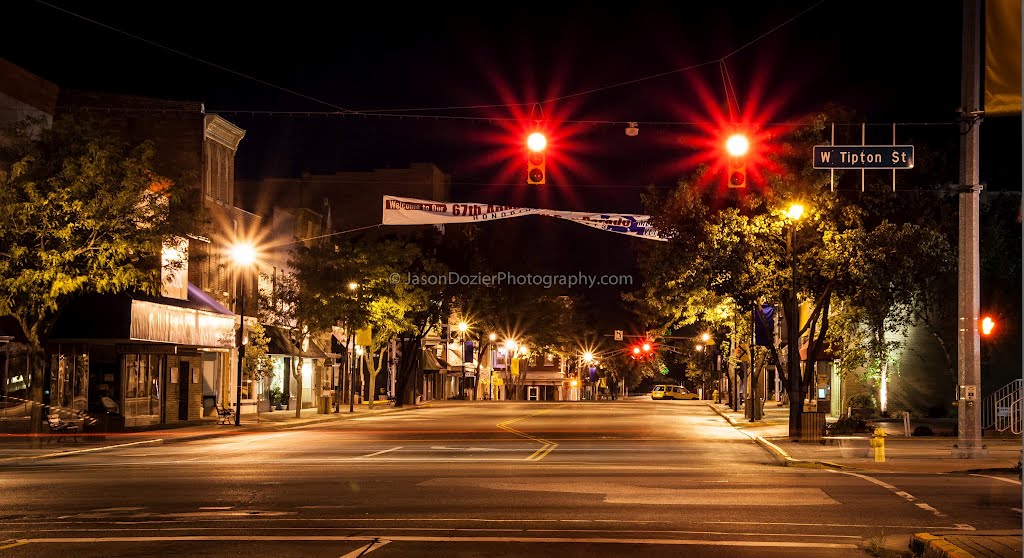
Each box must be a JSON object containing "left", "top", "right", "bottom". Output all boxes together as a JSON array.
[
  {"left": 496, "top": 406, "right": 563, "bottom": 461},
  {"left": 0, "top": 539, "right": 29, "bottom": 550}
]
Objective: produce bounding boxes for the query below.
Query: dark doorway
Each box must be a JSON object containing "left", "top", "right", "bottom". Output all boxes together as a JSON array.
[{"left": 178, "top": 361, "right": 190, "bottom": 421}]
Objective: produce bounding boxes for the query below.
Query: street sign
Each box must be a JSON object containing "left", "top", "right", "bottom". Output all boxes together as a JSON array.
[
  {"left": 614, "top": 330, "right": 623, "bottom": 341},
  {"left": 813, "top": 145, "right": 914, "bottom": 169}
]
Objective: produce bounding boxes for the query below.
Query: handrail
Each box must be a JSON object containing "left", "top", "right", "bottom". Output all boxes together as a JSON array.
[{"left": 983, "top": 379, "right": 1023, "bottom": 433}]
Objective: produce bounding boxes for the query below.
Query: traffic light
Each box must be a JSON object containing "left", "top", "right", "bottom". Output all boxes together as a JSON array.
[
  {"left": 981, "top": 316, "right": 996, "bottom": 336},
  {"left": 725, "top": 132, "right": 749, "bottom": 189},
  {"left": 727, "top": 157, "right": 746, "bottom": 188},
  {"left": 630, "top": 341, "right": 654, "bottom": 360},
  {"left": 527, "top": 132, "right": 546, "bottom": 184}
]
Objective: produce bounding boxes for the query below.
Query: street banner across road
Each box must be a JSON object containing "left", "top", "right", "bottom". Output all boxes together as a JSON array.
[{"left": 382, "top": 195, "right": 667, "bottom": 241}]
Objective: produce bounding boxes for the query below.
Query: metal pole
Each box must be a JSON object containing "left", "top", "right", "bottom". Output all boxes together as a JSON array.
[
  {"left": 955, "top": 0, "right": 984, "bottom": 458},
  {"left": 234, "top": 272, "right": 244, "bottom": 426},
  {"left": 787, "top": 221, "right": 800, "bottom": 435}
]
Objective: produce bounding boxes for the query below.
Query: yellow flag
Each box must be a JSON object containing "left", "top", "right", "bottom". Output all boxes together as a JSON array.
[
  {"left": 985, "top": 0, "right": 1022, "bottom": 115},
  {"left": 355, "top": 327, "right": 372, "bottom": 347},
  {"left": 510, "top": 358, "right": 519, "bottom": 376}
]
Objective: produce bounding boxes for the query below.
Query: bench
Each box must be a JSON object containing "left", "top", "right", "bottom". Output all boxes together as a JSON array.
[
  {"left": 214, "top": 404, "right": 234, "bottom": 424},
  {"left": 47, "top": 413, "right": 81, "bottom": 442}
]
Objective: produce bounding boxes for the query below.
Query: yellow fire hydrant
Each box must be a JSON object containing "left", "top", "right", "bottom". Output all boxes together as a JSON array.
[{"left": 868, "top": 427, "right": 886, "bottom": 462}]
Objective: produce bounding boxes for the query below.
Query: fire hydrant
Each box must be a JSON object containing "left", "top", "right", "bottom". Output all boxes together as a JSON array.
[{"left": 868, "top": 427, "right": 886, "bottom": 462}]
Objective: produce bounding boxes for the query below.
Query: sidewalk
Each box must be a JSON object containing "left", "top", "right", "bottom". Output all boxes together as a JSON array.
[
  {"left": 708, "top": 402, "right": 1023, "bottom": 474},
  {"left": 911, "top": 531, "right": 1022, "bottom": 558},
  {"left": 0, "top": 401, "right": 426, "bottom": 463}
]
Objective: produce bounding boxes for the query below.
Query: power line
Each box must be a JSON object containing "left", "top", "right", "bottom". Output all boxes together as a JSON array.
[
  {"left": 360, "top": 0, "right": 829, "bottom": 114},
  {"left": 30, "top": 0, "right": 358, "bottom": 114}
]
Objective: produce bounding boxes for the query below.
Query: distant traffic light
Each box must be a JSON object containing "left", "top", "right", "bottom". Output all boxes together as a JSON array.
[{"left": 527, "top": 132, "right": 546, "bottom": 185}]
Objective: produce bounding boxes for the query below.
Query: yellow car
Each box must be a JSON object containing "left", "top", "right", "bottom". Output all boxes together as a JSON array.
[{"left": 651, "top": 385, "right": 699, "bottom": 400}]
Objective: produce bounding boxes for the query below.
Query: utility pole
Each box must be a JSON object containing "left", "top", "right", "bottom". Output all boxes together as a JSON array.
[{"left": 954, "top": 0, "right": 985, "bottom": 458}]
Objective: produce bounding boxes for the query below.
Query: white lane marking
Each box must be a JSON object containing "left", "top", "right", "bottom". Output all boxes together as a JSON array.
[
  {"left": 339, "top": 539, "right": 390, "bottom": 558},
  {"left": 706, "top": 520, "right": 975, "bottom": 531},
  {"left": 197, "top": 507, "right": 233, "bottom": 511},
  {"left": 830, "top": 470, "right": 947, "bottom": 517},
  {"left": 90, "top": 507, "right": 145, "bottom": 512},
  {"left": 7, "top": 526, "right": 863, "bottom": 539},
  {"left": 970, "top": 473, "right": 1023, "bottom": 485},
  {"left": 1012, "top": 508, "right": 1022, "bottom": 513},
  {"left": 355, "top": 447, "right": 403, "bottom": 459},
  {"left": 0, "top": 439, "right": 164, "bottom": 462},
  {"left": 20, "top": 535, "right": 859, "bottom": 548},
  {"left": 417, "top": 478, "right": 838, "bottom": 506}
]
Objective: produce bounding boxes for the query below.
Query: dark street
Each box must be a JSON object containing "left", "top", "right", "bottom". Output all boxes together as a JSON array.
[{"left": 1, "top": 400, "right": 1018, "bottom": 557}]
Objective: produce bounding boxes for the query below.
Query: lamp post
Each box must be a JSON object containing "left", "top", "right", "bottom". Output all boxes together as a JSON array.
[
  {"left": 785, "top": 203, "right": 805, "bottom": 436},
  {"left": 230, "top": 243, "right": 256, "bottom": 426},
  {"left": 348, "top": 282, "right": 359, "bottom": 413},
  {"left": 457, "top": 321, "right": 469, "bottom": 399},
  {"left": 580, "top": 351, "right": 594, "bottom": 402}
]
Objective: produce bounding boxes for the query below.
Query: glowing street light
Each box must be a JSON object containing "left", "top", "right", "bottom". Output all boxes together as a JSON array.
[
  {"left": 700, "top": 333, "right": 711, "bottom": 343},
  {"left": 229, "top": 242, "right": 258, "bottom": 426},
  {"left": 488, "top": 333, "right": 497, "bottom": 342},
  {"left": 582, "top": 351, "right": 594, "bottom": 364},
  {"left": 458, "top": 322, "right": 469, "bottom": 334},
  {"left": 348, "top": 282, "right": 359, "bottom": 291},
  {"left": 787, "top": 203, "right": 805, "bottom": 221}
]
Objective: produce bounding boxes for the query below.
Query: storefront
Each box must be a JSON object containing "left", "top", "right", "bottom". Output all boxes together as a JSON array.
[{"left": 47, "top": 285, "right": 235, "bottom": 431}]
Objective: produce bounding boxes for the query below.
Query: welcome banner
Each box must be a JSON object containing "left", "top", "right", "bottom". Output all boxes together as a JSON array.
[{"left": 382, "top": 195, "right": 667, "bottom": 241}]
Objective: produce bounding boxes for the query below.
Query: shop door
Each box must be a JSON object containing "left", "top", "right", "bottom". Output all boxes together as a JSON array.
[{"left": 178, "top": 362, "right": 190, "bottom": 421}]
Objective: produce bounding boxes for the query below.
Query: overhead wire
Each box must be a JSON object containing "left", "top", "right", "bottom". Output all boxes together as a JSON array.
[{"left": 29, "top": 0, "right": 359, "bottom": 114}]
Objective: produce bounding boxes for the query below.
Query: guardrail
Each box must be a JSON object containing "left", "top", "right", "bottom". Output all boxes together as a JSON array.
[{"left": 982, "top": 379, "right": 1022, "bottom": 434}]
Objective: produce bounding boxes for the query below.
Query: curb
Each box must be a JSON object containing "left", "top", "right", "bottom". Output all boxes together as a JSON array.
[
  {"left": 706, "top": 403, "right": 846, "bottom": 470},
  {"left": 1, "top": 404, "right": 428, "bottom": 462},
  {"left": 161, "top": 403, "right": 426, "bottom": 444},
  {"left": 0, "top": 438, "right": 164, "bottom": 463},
  {"left": 909, "top": 533, "right": 974, "bottom": 558}
]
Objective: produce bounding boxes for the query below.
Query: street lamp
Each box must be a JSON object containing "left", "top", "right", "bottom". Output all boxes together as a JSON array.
[
  {"left": 348, "top": 282, "right": 361, "bottom": 413},
  {"left": 457, "top": 321, "right": 469, "bottom": 399},
  {"left": 785, "top": 202, "right": 805, "bottom": 434},
  {"left": 230, "top": 242, "right": 257, "bottom": 426}
]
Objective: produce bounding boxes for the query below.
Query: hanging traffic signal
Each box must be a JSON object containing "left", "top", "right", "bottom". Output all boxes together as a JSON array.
[
  {"left": 725, "top": 133, "right": 749, "bottom": 188},
  {"left": 727, "top": 158, "right": 746, "bottom": 188},
  {"left": 527, "top": 132, "right": 546, "bottom": 184}
]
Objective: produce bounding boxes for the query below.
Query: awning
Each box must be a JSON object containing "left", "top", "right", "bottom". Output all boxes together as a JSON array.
[
  {"left": 49, "top": 283, "right": 235, "bottom": 348},
  {"left": 422, "top": 349, "right": 449, "bottom": 371},
  {"left": 264, "top": 325, "right": 328, "bottom": 359}
]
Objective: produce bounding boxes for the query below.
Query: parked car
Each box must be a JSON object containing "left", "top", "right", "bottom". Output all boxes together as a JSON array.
[{"left": 651, "top": 384, "right": 698, "bottom": 400}]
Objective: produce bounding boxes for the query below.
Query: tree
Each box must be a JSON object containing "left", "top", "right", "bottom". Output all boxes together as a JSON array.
[
  {"left": 0, "top": 117, "right": 198, "bottom": 436},
  {"left": 260, "top": 271, "right": 317, "bottom": 418},
  {"left": 835, "top": 222, "right": 952, "bottom": 414},
  {"left": 639, "top": 113, "right": 862, "bottom": 437},
  {"left": 243, "top": 321, "right": 273, "bottom": 421}
]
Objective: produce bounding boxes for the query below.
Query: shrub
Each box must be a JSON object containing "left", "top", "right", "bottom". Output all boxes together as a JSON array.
[
  {"left": 826, "top": 416, "right": 870, "bottom": 435},
  {"left": 912, "top": 425, "right": 935, "bottom": 437},
  {"left": 847, "top": 393, "right": 878, "bottom": 411}
]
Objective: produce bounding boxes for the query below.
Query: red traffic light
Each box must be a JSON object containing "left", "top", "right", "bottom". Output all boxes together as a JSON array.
[
  {"left": 632, "top": 346, "right": 641, "bottom": 355},
  {"left": 641, "top": 343, "right": 651, "bottom": 352},
  {"left": 526, "top": 132, "right": 546, "bottom": 185}
]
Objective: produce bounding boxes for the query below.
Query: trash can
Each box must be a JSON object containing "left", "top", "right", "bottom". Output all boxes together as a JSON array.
[
  {"left": 318, "top": 395, "right": 331, "bottom": 414},
  {"left": 801, "top": 411, "right": 826, "bottom": 443}
]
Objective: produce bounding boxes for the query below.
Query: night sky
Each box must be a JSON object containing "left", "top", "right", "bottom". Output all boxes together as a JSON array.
[{"left": 3, "top": 1, "right": 1020, "bottom": 331}]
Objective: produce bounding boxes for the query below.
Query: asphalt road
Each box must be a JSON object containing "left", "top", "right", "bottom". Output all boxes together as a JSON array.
[{"left": 0, "top": 399, "right": 1019, "bottom": 557}]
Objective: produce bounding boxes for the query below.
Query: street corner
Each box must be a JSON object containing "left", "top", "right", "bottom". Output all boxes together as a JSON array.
[{"left": 910, "top": 531, "right": 1023, "bottom": 558}]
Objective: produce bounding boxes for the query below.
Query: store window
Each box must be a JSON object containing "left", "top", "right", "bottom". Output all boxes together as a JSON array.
[
  {"left": 49, "top": 347, "right": 88, "bottom": 416},
  {"left": 122, "top": 354, "right": 163, "bottom": 426}
]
